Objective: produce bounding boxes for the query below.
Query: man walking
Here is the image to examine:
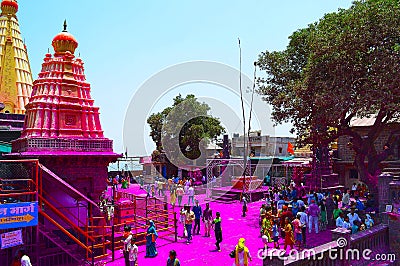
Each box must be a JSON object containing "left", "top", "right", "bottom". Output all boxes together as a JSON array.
[
  {"left": 188, "top": 185, "right": 195, "bottom": 205},
  {"left": 181, "top": 204, "right": 195, "bottom": 244},
  {"left": 122, "top": 225, "right": 132, "bottom": 266},
  {"left": 342, "top": 189, "right": 350, "bottom": 207},
  {"left": 212, "top": 212, "right": 222, "bottom": 251},
  {"left": 192, "top": 200, "right": 202, "bottom": 235},
  {"left": 176, "top": 185, "right": 184, "bottom": 206},
  {"left": 297, "top": 206, "right": 308, "bottom": 247},
  {"left": 242, "top": 196, "right": 248, "bottom": 217},
  {"left": 203, "top": 203, "right": 213, "bottom": 237},
  {"left": 308, "top": 200, "right": 320, "bottom": 234}
]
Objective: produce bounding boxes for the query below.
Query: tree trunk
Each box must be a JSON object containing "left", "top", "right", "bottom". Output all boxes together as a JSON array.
[{"left": 354, "top": 152, "right": 380, "bottom": 207}]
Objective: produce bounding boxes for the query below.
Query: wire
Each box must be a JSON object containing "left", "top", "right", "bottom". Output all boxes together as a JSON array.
[{"left": 247, "top": 62, "right": 257, "bottom": 150}]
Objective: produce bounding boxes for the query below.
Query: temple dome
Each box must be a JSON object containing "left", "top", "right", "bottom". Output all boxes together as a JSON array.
[
  {"left": 52, "top": 20, "right": 78, "bottom": 54},
  {"left": 1, "top": 0, "right": 18, "bottom": 14}
]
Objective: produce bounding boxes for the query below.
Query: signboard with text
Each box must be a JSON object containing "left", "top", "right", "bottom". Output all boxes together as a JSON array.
[
  {"left": 0, "top": 202, "right": 38, "bottom": 229},
  {"left": 0, "top": 229, "right": 23, "bottom": 249}
]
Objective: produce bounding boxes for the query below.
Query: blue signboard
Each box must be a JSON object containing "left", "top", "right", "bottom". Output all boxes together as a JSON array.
[{"left": 0, "top": 202, "right": 38, "bottom": 229}]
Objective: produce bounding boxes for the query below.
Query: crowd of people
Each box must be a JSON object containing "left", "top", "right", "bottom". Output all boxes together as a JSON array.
[
  {"left": 122, "top": 221, "right": 182, "bottom": 266},
  {"left": 111, "top": 171, "right": 378, "bottom": 265},
  {"left": 258, "top": 182, "right": 377, "bottom": 254}
]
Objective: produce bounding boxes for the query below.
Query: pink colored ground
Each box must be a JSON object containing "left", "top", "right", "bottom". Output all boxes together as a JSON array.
[{"left": 103, "top": 184, "right": 333, "bottom": 265}]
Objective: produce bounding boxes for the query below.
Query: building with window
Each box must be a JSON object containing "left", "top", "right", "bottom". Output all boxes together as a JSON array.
[{"left": 231, "top": 131, "right": 295, "bottom": 157}]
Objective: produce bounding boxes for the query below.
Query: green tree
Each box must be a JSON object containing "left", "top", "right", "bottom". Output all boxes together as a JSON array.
[
  {"left": 147, "top": 94, "right": 225, "bottom": 165},
  {"left": 257, "top": 0, "right": 400, "bottom": 193}
]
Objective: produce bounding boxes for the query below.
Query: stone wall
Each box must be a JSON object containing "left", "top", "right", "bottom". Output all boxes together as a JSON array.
[
  {"left": 337, "top": 124, "right": 400, "bottom": 162},
  {"left": 387, "top": 214, "right": 400, "bottom": 264}
]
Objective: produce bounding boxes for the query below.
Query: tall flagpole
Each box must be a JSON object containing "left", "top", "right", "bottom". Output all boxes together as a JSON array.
[{"left": 238, "top": 38, "right": 247, "bottom": 200}]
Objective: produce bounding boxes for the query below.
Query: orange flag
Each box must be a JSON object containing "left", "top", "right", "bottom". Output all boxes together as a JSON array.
[{"left": 287, "top": 142, "right": 295, "bottom": 155}]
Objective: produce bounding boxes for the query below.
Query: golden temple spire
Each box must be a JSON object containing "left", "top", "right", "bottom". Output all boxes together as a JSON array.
[{"left": 0, "top": 0, "right": 32, "bottom": 114}]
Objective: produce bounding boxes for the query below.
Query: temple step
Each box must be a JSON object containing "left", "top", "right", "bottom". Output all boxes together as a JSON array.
[{"left": 38, "top": 221, "right": 86, "bottom": 263}]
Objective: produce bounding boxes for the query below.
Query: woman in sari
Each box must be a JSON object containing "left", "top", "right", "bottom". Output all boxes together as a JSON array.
[
  {"left": 283, "top": 217, "right": 294, "bottom": 252},
  {"left": 261, "top": 207, "right": 273, "bottom": 242},
  {"left": 170, "top": 188, "right": 177, "bottom": 209},
  {"left": 145, "top": 220, "right": 158, "bottom": 257}
]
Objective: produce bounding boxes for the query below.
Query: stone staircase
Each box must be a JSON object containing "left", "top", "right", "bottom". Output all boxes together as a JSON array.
[
  {"left": 211, "top": 188, "right": 239, "bottom": 202},
  {"left": 37, "top": 210, "right": 88, "bottom": 265},
  {"left": 38, "top": 224, "right": 86, "bottom": 263}
]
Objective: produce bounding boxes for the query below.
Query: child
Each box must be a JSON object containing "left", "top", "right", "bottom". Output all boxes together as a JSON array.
[
  {"left": 272, "top": 220, "right": 280, "bottom": 249},
  {"left": 145, "top": 184, "right": 151, "bottom": 198},
  {"left": 352, "top": 220, "right": 360, "bottom": 234},
  {"left": 179, "top": 207, "right": 187, "bottom": 237},
  {"left": 343, "top": 216, "right": 351, "bottom": 230},
  {"left": 129, "top": 237, "right": 138, "bottom": 266},
  {"left": 292, "top": 214, "right": 302, "bottom": 248},
  {"left": 262, "top": 235, "right": 269, "bottom": 251},
  {"left": 365, "top": 214, "right": 374, "bottom": 229},
  {"left": 167, "top": 250, "right": 180, "bottom": 266}
]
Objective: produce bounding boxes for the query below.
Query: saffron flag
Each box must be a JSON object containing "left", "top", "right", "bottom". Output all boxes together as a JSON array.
[{"left": 287, "top": 142, "right": 295, "bottom": 155}]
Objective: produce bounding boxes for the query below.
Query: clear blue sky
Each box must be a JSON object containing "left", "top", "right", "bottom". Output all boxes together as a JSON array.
[{"left": 19, "top": 0, "right": 353, "bottom": 154}]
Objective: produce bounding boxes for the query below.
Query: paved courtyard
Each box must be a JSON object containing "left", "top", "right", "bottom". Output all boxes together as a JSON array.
[{"left": 103, "top": 184, "right": 333, "bottom": 265}]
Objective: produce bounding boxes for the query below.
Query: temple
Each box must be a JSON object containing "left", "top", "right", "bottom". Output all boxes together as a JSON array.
[
  {"left": 9, "top": 21, "right": 120, "bottom": 197},
  {"left": 0, "top": 0, "right": 32, "bottom": 114}
]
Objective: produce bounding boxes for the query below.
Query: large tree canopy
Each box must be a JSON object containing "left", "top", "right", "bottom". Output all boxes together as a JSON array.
[
  {"left": 147, "top": 94, "right": 225, "bottom": 165},
  {"left": 257, "top": 0, "right": 400, "bottom": 188}
]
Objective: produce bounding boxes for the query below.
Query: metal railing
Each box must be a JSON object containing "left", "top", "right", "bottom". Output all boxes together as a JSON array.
[{"left": 265, "top": 224, "right": 391, "bottom": 266}]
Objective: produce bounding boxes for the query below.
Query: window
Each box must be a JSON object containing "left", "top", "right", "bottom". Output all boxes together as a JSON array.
[
  {"left": 278, "top": 147, "right": 283, "bottom": 153},
  {"left": 350, "top": 169, "right": 358, "bottom": 179}
]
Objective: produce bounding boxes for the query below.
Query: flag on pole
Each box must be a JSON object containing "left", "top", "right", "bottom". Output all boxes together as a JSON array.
[{"left": 287, "top": 142, "right": 295, "bottom": 155}]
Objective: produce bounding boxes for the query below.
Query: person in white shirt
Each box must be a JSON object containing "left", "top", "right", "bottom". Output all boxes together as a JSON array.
[
  {"left": 297, "top": 199, "right": 305, "bottom": 209},
  {"left": 343, "top": 216, "right": 351, "bottom": 230},
  {"left": 176, "top": 185, "right": 184, "bottom": 206},
  {"left": 187, "top": 185, "right": 195, "bottom": 205},
  {"left": 297, "top": 206, "right": 308, "bottom": 247},
  {"left": 274, "top": 192, "right": 280, "bottom": 202},
  {"left": 347, "top": 207, "right": 361, "bottom": 226},
  {"left": 351, "top": 183, "right": 357, "bottom": 197},
  {"left": 184, "top": 179, "right": 190, "bottom": 194},
  {"left": 18, "top": 250, "right": 32, "bottom": 266},
  {"left": 342, "top": 189, "right": 350, "bottom": 207},
  {"left": 129, "top": 237, "right": 138, "bottom": 266},
  {"left": 336, "top": 212, "right": 345, "bottom": 228},
  {"left": 122, "top": 226, "right": 133, "bottom": 266}
]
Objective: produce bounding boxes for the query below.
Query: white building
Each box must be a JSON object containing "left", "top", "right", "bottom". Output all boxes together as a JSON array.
[{"left": 231, "top": 131, "right": 295, "bottom": 157}]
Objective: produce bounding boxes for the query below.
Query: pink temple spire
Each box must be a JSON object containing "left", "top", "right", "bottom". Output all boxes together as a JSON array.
[{"left": 20, "top": 23, "right": 104, "bottom": 140}]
